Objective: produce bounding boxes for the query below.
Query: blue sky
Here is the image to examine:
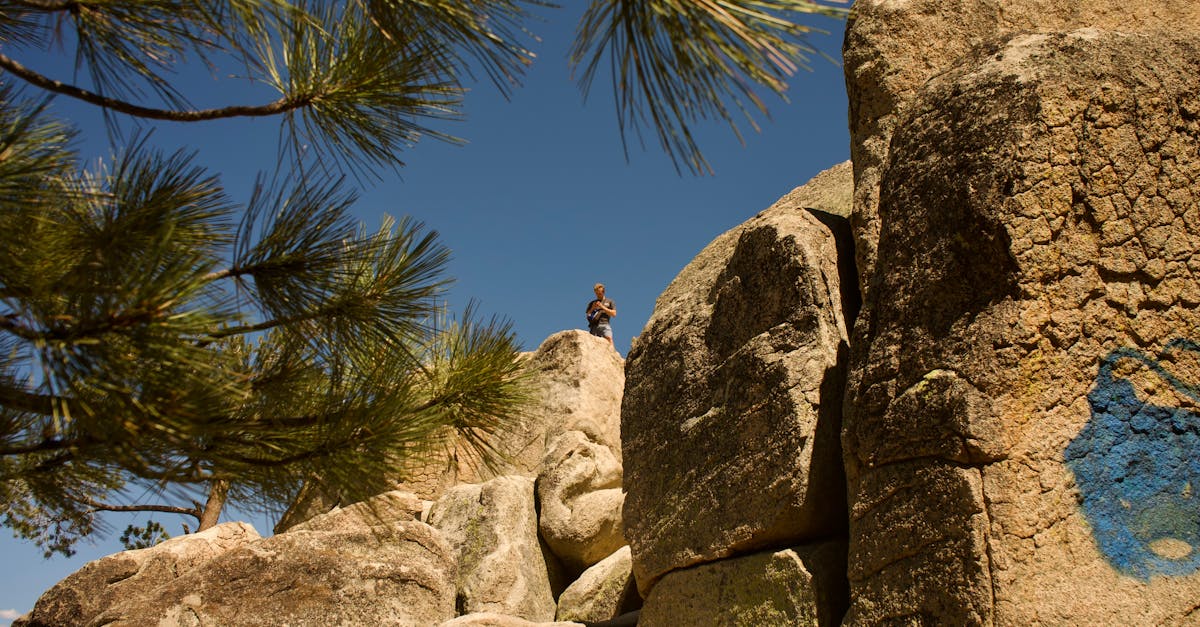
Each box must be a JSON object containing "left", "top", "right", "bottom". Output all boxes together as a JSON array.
[{"left": 0, "top": 5, "right": 850, "bottom": 621}]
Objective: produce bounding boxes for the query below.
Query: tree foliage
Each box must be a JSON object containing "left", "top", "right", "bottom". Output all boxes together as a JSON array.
[
  {"left": 571, "top": 0, "right": 848, "bottom": 174},
  {"left": 0, "top": 0, "right": 847, "bottom": 556}
]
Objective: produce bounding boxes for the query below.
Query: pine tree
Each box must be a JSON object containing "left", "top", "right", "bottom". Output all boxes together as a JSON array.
[{"left": 0, "top": 0, "right": 846, "bottom": 556}]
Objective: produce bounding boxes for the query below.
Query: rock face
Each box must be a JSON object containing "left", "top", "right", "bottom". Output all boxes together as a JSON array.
[
  {"left": 844, "top": 9, "right": 1200, "bottom": 625},
  {"left": 844, "top": 0, "right": 1200, "bottom": 293},
  {"left": 23, "top": 493, "right": 457, "bottom": 627},
  {"left": 523, "top": 330, "right": 626, "bottom": 461},
  {"left": 537, "top": 430, "right": 626, "bottom": 573},
  {"left": 399, "top": 330, "right": 625, "bottom": 501},
  {"left": 17, "top": 522, "right": 260, "bottom": 627},
  {"left": 428, "top": 476, "right": 557, "bottom": 622},
  {"left": 621, "top": 162, "right": 854, "bottom": 595},
  {"left": 555, "top": 546, "right": 639, "bottom": 623},
  {"left": 638, "top": 542, "right": 848, "bottom": 627},
  {"left": 22, "top": 331, "right": 630, "bottom": 627}
]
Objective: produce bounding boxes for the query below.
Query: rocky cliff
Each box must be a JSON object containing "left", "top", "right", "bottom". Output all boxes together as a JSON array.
[
  {"left": 622, "top": 2, "right": 1200, "bottom": 622},
  {"left": 621, "top": 161, "right": 854, "bottom": 625},
  {"left": 16, "top": 330, "right": 637, "bottom": 627},
  {"left": 841, "top": 2, "right": 1200, "bottom": 624},
  {"left": 19, "top": 3, "right": 1200, "bottom": 624}
]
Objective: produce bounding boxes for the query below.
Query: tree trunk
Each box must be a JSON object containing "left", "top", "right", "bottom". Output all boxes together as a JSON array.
[{"left": 197, "top": 478, "right": 229, "bottom": 531}]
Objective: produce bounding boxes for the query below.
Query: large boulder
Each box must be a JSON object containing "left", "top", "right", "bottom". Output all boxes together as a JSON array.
[
  {"left": 289, "top": 489, "right": 427, "bottom": 533},
  {"left": 523, "top": 330, "right": 626, "bottom": 460},
  {"left": 428, "top": 476, "right": 557, "bottom": 621},
  {"left": 399, "top": 330, "right": 624, "bottom": 501},
  {"left": 17, "top": 522, "right": 260, "bottom": 627},
  {"left": 844, "top": 0, "right": 1200, "bottom": 295},
  {"left": 280, "top": 329, "right": 624, "bottom": 530},
  {"left": 637, "top": 541, "right": 848, "bottom": 627},
  {"left": 843, "top": 23, "right": 1200, "bottom": 625},
  {"left": 537, "top": 430, "right": 626, "bottom": 572},
  {"left": 40, "top": 493, "right": 458, "bottom": 626},
  {"left": 144, "top": 521, "right": 455, "bottom": 626},
  {"left": 621, "top": 162, "right": 854, "bottom": 593},
  {"left": 439, "top": 613, "right": 582, "bottom": 627},
  {"left": 555, "top": 546, "right": 640, "bottom": 623}
]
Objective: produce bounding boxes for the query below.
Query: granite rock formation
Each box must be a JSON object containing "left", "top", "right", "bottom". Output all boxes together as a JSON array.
[
  {"left": 844, "top": 0, "right": 1200, "bottom": 298},
  {"left": 17, "top": 522, "right": 260, "bottom": 627},
  {"left": 537, "top": 430, "right": 626, "bottom": 573},
  {"left": 19, "top": 332, "right": 629, "bottom": 626},
  {"left": 427, "top": 476, "right": 557, "bottom": 621},
  {"left": 620, "top": 162, "right": 854, "bottom": 601},
  {"left": 554, "top": 546, "right": 639, "bottom": 623},
  {"left": 844, "top": 6, "right": 1200, "bottom": 623},
  {"left": 26, "top": 4, "right": 1200, "bottom": 624}
]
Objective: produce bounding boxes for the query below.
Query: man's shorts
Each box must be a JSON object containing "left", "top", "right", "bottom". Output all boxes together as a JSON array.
[{"left": 589, "top": 323, "right": 612, "bottom": 339}]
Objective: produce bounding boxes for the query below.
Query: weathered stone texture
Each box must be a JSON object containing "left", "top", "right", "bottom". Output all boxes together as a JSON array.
[
  {"left": 638, "top": 542, "right": 848, "bottom": 627},
  {"left": 621, "top": 162, "right": 853, "bottom": 594},
  {"left": 524, "top": 330, "right": 626, "bottom": 459},
  {"left": 428, "top": 476, "right": 557, "bottom": 622},
  {"left": 17, "top": 522, "right": 260, "bottom": 627},
  {"left": 91, "top": 517, "right": 455, "bottom": 626},
  {"left": 438, "top": 613, "right": 583, "bottom": 627},
  {"left": 844, "top": 27, "right": 1200, "bottom": 625},
  {"left": 555, "top": 546, "right": 640, "bottom": 623},
  {"left": 400, "top": 330, "right": 625, "bottom": 502},
  {"left": 844, "top": 0, "right": 1200, "bottom": 293},
  {"left": 537, "top": 430, "right": 626, "bottom": 573},
  {"left": 289, "top": 489, "right": 427, "bottom": 533}
]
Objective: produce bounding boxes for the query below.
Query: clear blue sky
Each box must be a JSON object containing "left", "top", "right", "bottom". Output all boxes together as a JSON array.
[{"left": 0, "top": 5, "right": 850, "bottom": 621}]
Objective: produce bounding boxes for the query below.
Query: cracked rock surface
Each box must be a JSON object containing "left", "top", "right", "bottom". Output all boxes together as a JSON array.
[
  {"left": 20, "top": 497, "right": 457, "bottom": 627},
  {"left": 621, "top": 162, "right": 854, "bottom": 598},
  {"left": 844, "top": 0, "right": 1200, "bottom": 300},
  {"left": 844, "top": 23, "right": 1200, "bottom": 625}
]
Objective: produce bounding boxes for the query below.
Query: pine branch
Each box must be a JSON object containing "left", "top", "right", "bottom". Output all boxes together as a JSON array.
[
  {"left": 0, "top": 383, "right": 58, "bottom": 416},
  {"left": 0, "top": 52, "right": 312, "bottom": 122},
  {"left": 7, "top": 0, "right": 77, "bottom": 10},
  {"left": 0, "top": 436, "right": 76, "bottom": 456},
  {"left": 0, "top": 307, "right": 175, "bottom": 343},
  {"left": 570, "top": 0, "right": 849, "bottom": 175},
  {"left": 205, "top": 317, "right": 288, "bottom": 341},
  {"left": 221, "top": 443, "right": 340, "bottom": 469},
  {"left": 0, "top": 315, "right": 40, "bottom": 342},
  {"left": 79, "top": 496, "right": 203, "bottom": 522}
]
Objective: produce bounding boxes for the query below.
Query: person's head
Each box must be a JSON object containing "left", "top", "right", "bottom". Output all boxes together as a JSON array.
[{"left": 593, "top": 283, "right": 605, "bottom": 298}]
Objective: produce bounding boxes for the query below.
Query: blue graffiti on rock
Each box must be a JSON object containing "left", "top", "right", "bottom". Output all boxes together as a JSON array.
[{"left": 1064, "top": 339, "right": 1200, "bottom": 580}]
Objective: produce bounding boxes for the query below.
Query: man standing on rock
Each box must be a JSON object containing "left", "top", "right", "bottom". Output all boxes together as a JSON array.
[{"left": 586, "top": 283, "right": 616, "bottom": 347}]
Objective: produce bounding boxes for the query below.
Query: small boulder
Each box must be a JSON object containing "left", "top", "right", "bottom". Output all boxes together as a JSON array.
[
  {"left": 555, "top": 546, "right": 640, "bottom": 623},
  {"left": 638, "top": 541, "right": 848, "bottom": 627},
  {"left": 439, "top": 613, "right": 583, "bottom": 627},
  {"left": 537, "top": 430, "right": 625, "bottom": 572},
  {"left": 19, "top": 522, "right": 259, "bottom": 627},
  {"left": 428, "top": 476, "right": 557, "bottom": 621}
]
